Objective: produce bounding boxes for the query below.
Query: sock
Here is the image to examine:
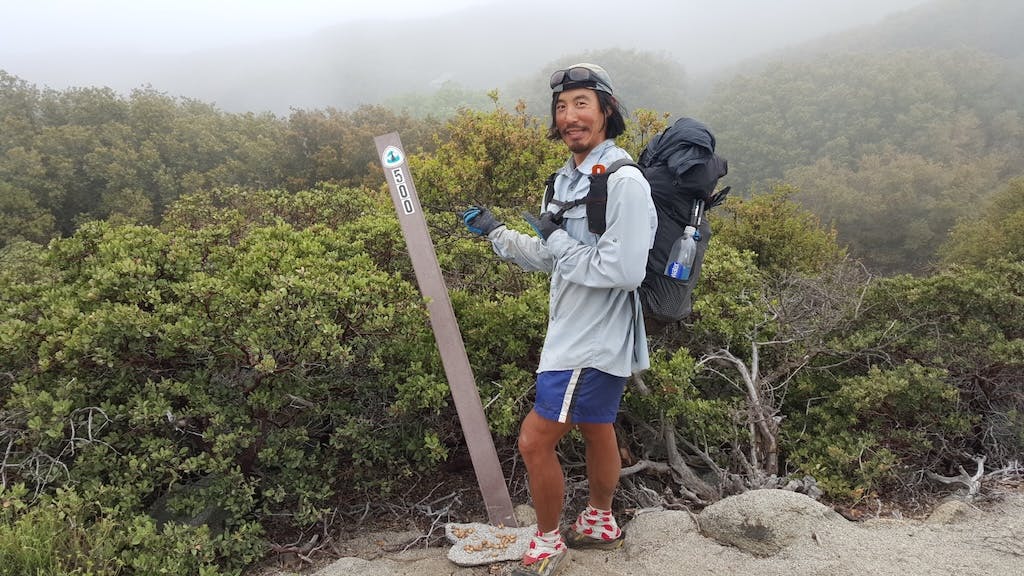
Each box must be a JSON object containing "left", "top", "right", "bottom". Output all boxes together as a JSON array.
[
  {"left": 572, "top": 504, "right": 622, "bottom": 541},
  {"left": 522, "top": 528, "right": 566, "bottom": 565}
]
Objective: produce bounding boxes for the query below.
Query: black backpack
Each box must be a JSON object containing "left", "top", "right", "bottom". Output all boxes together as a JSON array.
[{"left": 543, "top": 117, "right": 729, "bottom": 326}]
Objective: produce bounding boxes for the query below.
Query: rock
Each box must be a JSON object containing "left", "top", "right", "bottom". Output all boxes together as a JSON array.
[
  {"left": 698, "top": 489, "right": 848, "bottom": 556},
  {"left": 926, "top": 498, "right": 976, "bottom": 525},
  {"left": 445, "top": 521, "right": 536, "bottom": 566},
  {"left": 622, "top": 508, "right": 698, "bottom": 559},
  {"left": 514, "top": 504, "right": 537, "bottom": 526}
]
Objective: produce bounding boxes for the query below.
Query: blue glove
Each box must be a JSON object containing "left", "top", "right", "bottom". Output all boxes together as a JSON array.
[
  {"left": 461, "top": 205, "right": 504, "bottom": 236},
  {"left": 522, "top": 211, "right": 563, "bottom": 240}
]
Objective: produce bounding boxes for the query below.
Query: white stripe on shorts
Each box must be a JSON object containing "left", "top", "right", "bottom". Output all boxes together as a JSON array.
[{"left": 557, "top": 368, "right": 583, "bottom": 423}]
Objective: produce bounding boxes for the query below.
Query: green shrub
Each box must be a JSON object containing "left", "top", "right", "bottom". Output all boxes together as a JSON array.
[
  {"left": 0, "top": 484, "right": 265, "bottom": 575},
  {"left": 784, "top": 362, "right": 971, "bottom": 499},
  {"left": 0, "top": 191, "right": 469, "bottom": 572}
]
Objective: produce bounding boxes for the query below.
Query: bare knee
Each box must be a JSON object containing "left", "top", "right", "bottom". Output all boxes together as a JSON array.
[
  {"left": 517, "top": 427, "right": 547, "bottom": 462},
  {"left": 517, "top": 412, "right": 567, "bottom": 463}
]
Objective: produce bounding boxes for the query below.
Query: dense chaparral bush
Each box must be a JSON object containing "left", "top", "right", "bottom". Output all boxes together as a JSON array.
[
  {"left": 0, "top": 199, "right": 449, "bottom": 572},
  {"left": 0, "top": 102, "right": 1022, "bottom": 573}
]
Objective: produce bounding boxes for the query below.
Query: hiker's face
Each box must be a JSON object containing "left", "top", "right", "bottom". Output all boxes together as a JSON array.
[{"left": 555, "top": 88, "right": 608, "bottom": 160}]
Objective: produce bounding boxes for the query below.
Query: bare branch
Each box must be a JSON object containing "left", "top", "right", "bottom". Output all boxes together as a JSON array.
[
  {"left": 983, "top": 459, "right": 1022, "bottom": 481},
  {"left": 629, "top": 373, "right": 651, "bottom": 396},
  {"left": 620, "top": 459, "right": 673, "bottom": 478},
  {"left": 926, "top": 455, "right": 986, "bottom": 500},
  {"left": 662, "top": 417, "right": 715, "bottom": 503}
]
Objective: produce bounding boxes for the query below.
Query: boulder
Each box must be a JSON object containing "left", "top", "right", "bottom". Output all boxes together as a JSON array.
[
  {"left": 926, "top": 498, "right": 976, "bottom": 525},
  {"left": 514, "top": 503, "right": 538, "bottom": 526},
  {"left": 698, "top": 489, "right": 848, "bottom": 556},
  {"left": 621, "top": 508, "right": 699, "bottom": 559}
]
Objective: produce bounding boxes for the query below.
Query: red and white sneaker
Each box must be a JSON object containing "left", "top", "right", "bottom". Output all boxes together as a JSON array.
[
  {"left": 564, "top": 506, "right": 625, "bottom": 550},
  {"left": 513, "top": 531, "right": 570, "bottom": 576}
]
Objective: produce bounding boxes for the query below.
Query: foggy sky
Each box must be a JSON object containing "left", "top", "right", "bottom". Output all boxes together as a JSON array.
[
  {"left": 0, "top": 0, "right": 933, "bottom": 113},
  {"left": 0, "top": 0, "right": 495, "bottom": 55}
]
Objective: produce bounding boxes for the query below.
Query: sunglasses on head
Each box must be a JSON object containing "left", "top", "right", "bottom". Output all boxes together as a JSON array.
[{"left": 549, "top": 67, "right": 604, "bottom": 90}]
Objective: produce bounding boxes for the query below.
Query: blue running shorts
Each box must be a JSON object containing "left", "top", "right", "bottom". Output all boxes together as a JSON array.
[{"left": 534, "top": 368, "right": 627, "bottom": 424}]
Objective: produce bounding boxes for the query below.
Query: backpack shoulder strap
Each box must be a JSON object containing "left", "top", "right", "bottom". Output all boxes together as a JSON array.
[
  {"left": 604, "top": 158, "right": 638, "bottom": 174},
  {"left": 542, "top": 172, "right": 557, "bottom": 211},
  {"left": 544, "top": 171, "right": 590, "bottom": 222},
  {"left": 586, "top": 159, "right": 639, "bottom": 234}
]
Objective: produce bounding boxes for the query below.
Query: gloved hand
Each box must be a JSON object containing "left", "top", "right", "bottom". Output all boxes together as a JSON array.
[
  {"left": 522, "top": 211, "right": 563, "bottom": 240},
  {"left": 461, "top": 205, "right": 504, "bottom": 236}
]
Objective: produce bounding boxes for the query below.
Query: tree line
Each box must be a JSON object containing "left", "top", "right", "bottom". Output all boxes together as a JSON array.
[
  {"left": 0, "top": 71, "right": 442, "bottom": 246},
  {"left": 701, "top": 47, "right": 1024, "bottom": 273},
  {"left": 5, "top": 40, "right": 1024, "bottom": 275}
]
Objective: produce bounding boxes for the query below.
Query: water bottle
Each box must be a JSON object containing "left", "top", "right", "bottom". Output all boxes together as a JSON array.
[{"left": 664, "top": 225, "right": 697, "bottom": 280}]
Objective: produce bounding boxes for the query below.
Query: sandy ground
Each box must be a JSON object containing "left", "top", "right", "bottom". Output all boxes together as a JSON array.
[{"left": 262, "top": 486, "right": 1024, "bottom": 576}]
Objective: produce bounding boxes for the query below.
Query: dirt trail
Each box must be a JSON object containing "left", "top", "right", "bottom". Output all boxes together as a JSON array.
[{"left": 264, "top": 487, "right": 1024, "bottom": 576}]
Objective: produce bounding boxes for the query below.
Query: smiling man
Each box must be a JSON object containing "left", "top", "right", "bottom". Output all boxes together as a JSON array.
[{"left": 460, "top": 63, "right": 657, "bottom": 576}]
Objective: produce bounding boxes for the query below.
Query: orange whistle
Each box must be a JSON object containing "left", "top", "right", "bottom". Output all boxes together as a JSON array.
[{"left": 592, "top": 164, "right": 606, "bottom": 174}]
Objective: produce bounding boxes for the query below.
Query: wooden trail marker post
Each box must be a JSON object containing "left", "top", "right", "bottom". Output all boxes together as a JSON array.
[{"left": 373, "top": 132, "right": 517, "bottom": 527}]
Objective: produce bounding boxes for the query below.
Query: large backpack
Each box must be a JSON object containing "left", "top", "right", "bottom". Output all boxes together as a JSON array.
[{"left": 543, "top": 117, "right": 729, "bottom": 326}]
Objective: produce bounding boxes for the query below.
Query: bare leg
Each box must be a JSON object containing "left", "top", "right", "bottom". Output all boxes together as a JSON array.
[
  {"left": 518, "top": 409, "right": 573, "bottom": 532},
  {"left": 577, "top": 422, "right": 620, "bottom": 510}
]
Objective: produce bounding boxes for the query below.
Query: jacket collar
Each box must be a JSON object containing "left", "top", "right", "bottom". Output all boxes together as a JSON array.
[{"left": 560, "top": 139, "right": 616, "bottom": 177}]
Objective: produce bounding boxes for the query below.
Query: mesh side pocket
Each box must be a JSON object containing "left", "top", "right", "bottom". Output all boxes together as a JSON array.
[
  {"left": 639, "top": 218, "right": 711, "bottom": 325},
  {"left": 639, "top": 273, "right": 694, "bottom": 324}
]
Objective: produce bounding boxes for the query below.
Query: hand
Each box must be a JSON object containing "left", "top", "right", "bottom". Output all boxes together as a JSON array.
[
  {"left": 522, "top": 211, "right": 563, "bottom": 240},
  {"left": 460, "top": 205, "right": 504, "bottom": 236}
]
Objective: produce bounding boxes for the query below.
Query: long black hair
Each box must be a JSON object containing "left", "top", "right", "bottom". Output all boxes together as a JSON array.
[{"left": 547, "top": 90, "right": 627, "bottom": 141}]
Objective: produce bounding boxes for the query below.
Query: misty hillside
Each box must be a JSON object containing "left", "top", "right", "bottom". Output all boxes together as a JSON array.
[
  {"left": 824, "top": 0, "right": 1024, "bottom": 60},
  {"left": 3, "top": 0, "right": 926, "bottom": 115},
  {"left": 701, "top": 0, "right": 1024, "bottom": 187},
  {"left": 169, "top": 0, "right": 1019, "bottom": 115},
  {"left": 750, "top": 0, "right": 1024, "bottom": 69},
  {"left": 3, "top": 0, "right": 1023, "bottom": 273},
  {"left": 694, "top": 0, "right": 1024, "bottom": 273}
]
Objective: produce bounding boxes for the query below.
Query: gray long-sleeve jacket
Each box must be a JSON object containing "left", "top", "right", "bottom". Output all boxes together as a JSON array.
[{"left": 487, "top": 139, "right": 657, "bottom": 377}]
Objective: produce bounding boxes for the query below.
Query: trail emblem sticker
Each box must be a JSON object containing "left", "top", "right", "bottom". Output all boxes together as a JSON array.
[{"left": 382, "top": 146, "right": 404, "bottom": 168}]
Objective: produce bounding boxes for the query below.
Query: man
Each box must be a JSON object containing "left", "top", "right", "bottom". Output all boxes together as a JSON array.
[{"left": 461, "top": 63, "right": 656, "bottom": 576}]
